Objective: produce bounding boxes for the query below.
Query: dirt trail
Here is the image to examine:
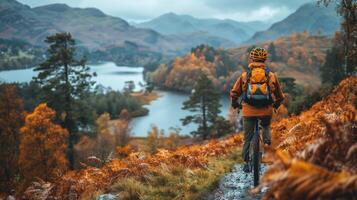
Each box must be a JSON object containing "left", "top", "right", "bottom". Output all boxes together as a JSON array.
[{"left": 203, "top": 164, "right": 267, "bottom": 200}]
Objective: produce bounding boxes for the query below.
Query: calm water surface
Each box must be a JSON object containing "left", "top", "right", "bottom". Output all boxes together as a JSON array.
[{"left": 0, "top": 62, "right": 230, "bottom": 136}]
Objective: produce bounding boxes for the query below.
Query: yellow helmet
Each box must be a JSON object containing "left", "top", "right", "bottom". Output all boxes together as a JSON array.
[{"left": 249, "top": 47, "right": 267, "bottom": 62}]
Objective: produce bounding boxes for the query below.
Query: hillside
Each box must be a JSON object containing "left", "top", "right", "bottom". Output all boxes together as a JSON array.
[
  {"left": 261, "top": 76, "right": 357, "bottom": 199},
  {"left": 0, "top": 38, "right": 44, "bottom": 70},
  {"left": 0, "top": 0, "right": 241, "bottom": 59},
  {"left": 0, "top": 0, "right": 55, "bottom": 45},
  {"left": 229, "top": 32, "right": 333, "bottom": 87},
  {"left": 0, "top": 0, "right": 177, "bottom": 53},
  {"left": 147, "top": 32, "right": 333, "bottom": 93},
  {"left": 137, "top": 12, "right": 270, "bottom": 45},
  {"left": 247, "top": 3, "right": 340, "bottom": 44},
  {"left": 22, "top": 76, "right": 357, "bottom": 199}
]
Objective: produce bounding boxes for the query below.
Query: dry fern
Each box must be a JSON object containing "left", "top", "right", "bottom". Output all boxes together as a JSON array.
[{"left": 261, "top": 76, "right": 357, "bottom": 200}]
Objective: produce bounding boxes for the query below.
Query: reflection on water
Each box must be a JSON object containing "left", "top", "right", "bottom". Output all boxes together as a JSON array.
[
  {"left": 0, "top": 62, "right": 231, "bottom": 137},
  {"left": 90, "top": 64, "right": 145, "bottom": 91},
  {"left": 0, "top": 68, "right": 37, "bottom": 83},
  {"left": 0, "top": 63, "right": 145, "bottom": 91},
  {"left": 130, "top": 91, "right": 230, "bottom": 136}
]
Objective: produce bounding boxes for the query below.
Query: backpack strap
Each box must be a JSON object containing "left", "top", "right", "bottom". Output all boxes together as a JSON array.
[
  {"left": 265, "top": 67, "right": 274, "bottom": 102},
  {"left": 246, "top": 69, "right": 252, "bottom": 83},
  {"left": 244, "top": 69, "right": 252, "bottom": 92},
  {"left": 265, "top": 67, "right": 270, "bottom": 85}
]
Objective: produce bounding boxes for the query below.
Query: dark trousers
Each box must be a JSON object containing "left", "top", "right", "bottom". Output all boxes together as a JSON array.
[{"left": 242, "top": 116, "right": 271, "bottom": 162}]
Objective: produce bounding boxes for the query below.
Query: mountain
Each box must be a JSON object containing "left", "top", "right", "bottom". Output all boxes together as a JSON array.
[
  {"left": 247, "top": 3, "right": 341, "bottom": 44},
  {"left": 0, "top": 0, "right": 180, "bottom": 53},
  {"left": 0, "top": 0, "right": 244, "bottom": 67},
  {"left": 137, "top": 12, "right": 270, "bottom": 44},
  {"left": 0, "top": 0, "right": 56, "bottom": 46}
]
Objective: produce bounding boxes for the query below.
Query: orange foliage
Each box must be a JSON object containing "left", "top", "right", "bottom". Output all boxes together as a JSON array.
[
  {"left": 116, "top": 145, "right": 133, "bottom": 158},
  {"left": 95, "top": 113, "right": 115, "bottom": 163},
  {"left": 229, "top": 33, "right": 333, "bottom": 88},
  {"left": 261, "top": 150, "right": 357, "bottom": 200},
  {"left": 0, "top": 84, "right": 24, "bottom": 191},
  {"left": 164, "top": 53, "right": 216, "bottom": 91},
  {"left": 22, "top": 77, "right": 356, "bottom": 199},
  {"left": 112, "top": 111, "right": 131, "bottom": 147},
  {"left": 270, "top": 77, "right": 357, "bottom": 153},
  {"left": 260, "top": 76, "right": 357, "bottom": 199},
  {"left": 26, "top": 133, "right": 243, "bottom": 199},
  {"left": 75, "top": 111, "right": 119, "bottom": 166},
  {"left": 19, "top": 103, "right": 68, "bottom": 184}
]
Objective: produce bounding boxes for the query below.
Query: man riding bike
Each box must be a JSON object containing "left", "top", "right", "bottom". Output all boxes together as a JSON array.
[{"left": 230, "top": 47, "right": 285, "bottom": 173}]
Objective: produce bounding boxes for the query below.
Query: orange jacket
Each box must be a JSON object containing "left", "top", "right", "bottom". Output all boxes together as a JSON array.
[{"left": 230, "top": 62, "right": 285, "bottom": 117}]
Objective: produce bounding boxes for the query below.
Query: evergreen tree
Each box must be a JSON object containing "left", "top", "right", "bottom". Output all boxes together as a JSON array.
[
  {"left": 181, "top": 73, "right": 222, "bottom": 139},
  {"left": 320, "top": 45, "right": 345, "bottom": 85},
  {"left": 319, "top": 0, "right": 357, "bottom": 75},
  {"left": 34, "top": 32, "right": 95, "bottom": 169}
]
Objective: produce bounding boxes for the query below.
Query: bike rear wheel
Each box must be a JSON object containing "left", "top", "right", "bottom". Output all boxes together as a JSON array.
[{"left": 252, "top": 122, "right": 260, "bottom": 186}]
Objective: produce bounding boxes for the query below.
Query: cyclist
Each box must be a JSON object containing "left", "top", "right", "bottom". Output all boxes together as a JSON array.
[{"left": 230, "top": 47, "right": 284, "bottom": 173}]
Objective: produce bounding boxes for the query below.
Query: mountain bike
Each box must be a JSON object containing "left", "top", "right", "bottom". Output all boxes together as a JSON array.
[
  {"left": 248, "top": 119, "right": 262, "bottom": 186},
  {"left": 236, "top": 106, "right": 262, "bottom": 187}
]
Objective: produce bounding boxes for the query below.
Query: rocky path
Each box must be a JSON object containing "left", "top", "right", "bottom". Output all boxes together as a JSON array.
[{"left": 203, "top": 164, "right": 267, "bottom": 200}]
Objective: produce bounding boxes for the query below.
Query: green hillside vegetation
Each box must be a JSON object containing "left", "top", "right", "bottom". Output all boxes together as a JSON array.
[{"left": 0, "top": 39, "right": 44, "bottom": 70}]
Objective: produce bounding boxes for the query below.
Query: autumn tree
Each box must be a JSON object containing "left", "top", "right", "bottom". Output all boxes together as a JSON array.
[
  {"left": 34, "top": 32, "right": 95, "bottom": 169},
  {"left": 95, "top": 113, "right": 115, "bottom": 163},
  {"left": 113, "top": 109, "right": 131, "bottom": 147},
  {"left": 165, "top": 131, "right": 180, "bottom": 150},
  {"left": 19, "top": 104, "right": 68, "bottom": 185},
  {"left": 74, "top": 113, "right": 116, "bottom": 167},
  {"left": 0, "top": 84, "right": 24, "bottom": 193},
  {"left": 146, "top": 126, "right": 165, "bottom": 154},
  {"left": 181, "top": 73, "right": 223, "bottom": 140}
]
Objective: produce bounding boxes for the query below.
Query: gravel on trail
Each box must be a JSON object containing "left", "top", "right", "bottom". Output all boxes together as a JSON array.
[{"left": 202, "top": 164, "right": 267, "bottom": 200}]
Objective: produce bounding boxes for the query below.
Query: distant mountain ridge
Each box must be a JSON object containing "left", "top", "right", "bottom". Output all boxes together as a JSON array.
[
  {"left": 0, "top": 0, "right": 245, "bottom": 57},
  {"left": 137, "top": 12, "right": 271, "bottom": 45},
  {"left": 0, "top": 0, "right": 342, "bottom": 67},
  {"left": 0, "top": 0, "right": 178, "bottom": 53},
  {"left": 247, "top": 3, "right": 341, "bottom": 44}
]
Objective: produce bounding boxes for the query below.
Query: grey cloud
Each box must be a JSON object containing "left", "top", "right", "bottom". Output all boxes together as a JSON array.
[
  {"left": 17, "top": 0, "right": 316, "bottom": 22},
  {"left": 205, "top": 0, "right": 315, "bottom": 12}
]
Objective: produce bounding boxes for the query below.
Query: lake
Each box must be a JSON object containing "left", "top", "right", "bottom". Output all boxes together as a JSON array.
[{"left": 0, "top": 62, "right": 231, "bottom": 136}]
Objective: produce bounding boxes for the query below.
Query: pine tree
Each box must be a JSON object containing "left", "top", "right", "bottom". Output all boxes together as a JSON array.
[
  {"left": 34, "top": 32, "right": 95, "bottom": 169},
  {"left": 320, "top": 45, "right": 345, "bottom": 85},
  {"left": 0, "top": 84, "right": 24, "bottom": 193},
  {"left": 19, "top": 104, "right": 68, "bottom": 185},
  {"left": 181, "top": 73, "right": 222, "bottom": 139}
]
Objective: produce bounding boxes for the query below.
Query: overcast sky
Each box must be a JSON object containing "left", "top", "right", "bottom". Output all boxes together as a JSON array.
[{"left": 18, "top": 0, "right": 316, "bottom": 23}]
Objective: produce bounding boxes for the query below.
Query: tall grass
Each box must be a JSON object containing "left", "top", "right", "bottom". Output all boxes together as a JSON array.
[{"left": 109, "top": 149, "right": 242, "bottom": 200}]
